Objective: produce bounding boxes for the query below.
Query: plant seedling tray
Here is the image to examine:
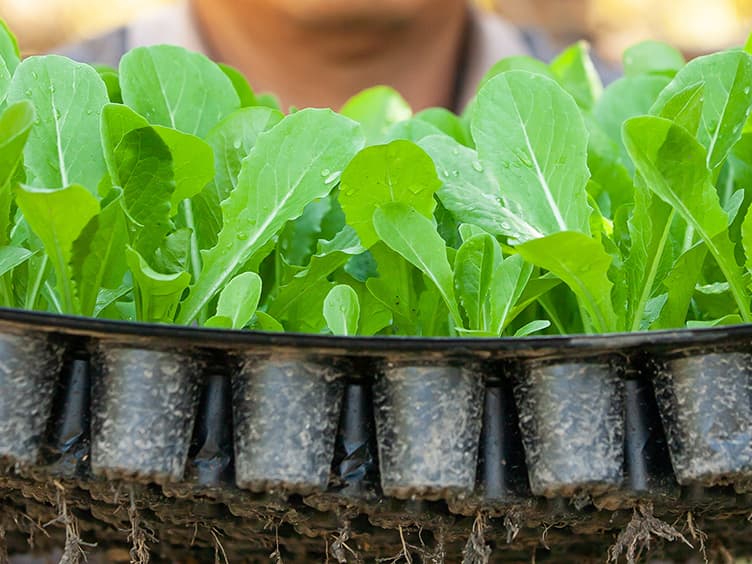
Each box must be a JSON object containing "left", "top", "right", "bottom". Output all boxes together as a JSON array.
[{"left": 1, "top": 307, "right": 752, "bottom": 562}]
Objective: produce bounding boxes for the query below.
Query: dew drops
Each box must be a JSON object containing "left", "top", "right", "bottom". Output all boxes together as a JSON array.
[
  {"left": 442, "top": 169, "right": 450, "bottom": 177},
  {"left": 233, "top": 139, "right": 242, "bottom": 150},
  {"left": 501, "top": 221, "right": 512, "bottom": 231},
  {"left": 24, "top": 89, "right": 32, "bottom": 97},
  {"left": 451, "top": 169, "right": 460, "bottom": 177},
  {"left": 48, "top": 85, "right": 56, "bottom": 94},
  {"left": 452, "top": 148, "right": 460, "bottom": 156},
  {"left": 30, "top": 71, "right": 39, "bottom": 80},
  {"left": 745, "top": 87, "right": 751, "bottom": 96},
  {"left": 237, "top": 232, "right": 248, "bottom": 241},
  {"left": 471, "top": 161, "right": 484, "bottom": 172},
  {"left": 320, "top": 168, "right": 331, "bottom": 178}
]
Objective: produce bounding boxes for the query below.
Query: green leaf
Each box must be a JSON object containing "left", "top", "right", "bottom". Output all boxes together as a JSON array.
[
  {"left": 267, "top": 226, "right": 363, "bottom": 321},
  {"left": 625, "top": 181, "right": 675, "bottom": 331},
  {"left": 278, "top": 196, "right": 339, "bottom": 267},
  {"left": 623, "top": 41, "right": 685, "bottom": 77},
  {"left": 651, "top": 50, "right": 752, "bottom": 170},
  {"left": 218, "top": 63, "right": 258, "bottom": 107},
  {"left": 339, "top": 140, "right": 440, "bottom": 249},
  {"left": 126, "top": 246, "right": 190, "bottom": 323},
  {"left": 517, "top": 232, "right": 617, "bottom": 333},
  {"left": 654, "top": 81, "right": 705, "bottom": 135},
  {"left": 0, "top": 246, "right": 33, "bottom": 278},
  {"left": 340, "top": 86, "right": 411, "bottom": 145},
  {"left": 152, "top": 227, "right": 191, "bottom": 274},
  {"left": 419, "top": 134, "right": 542, "bottom": 242},
  {"left": 101, "top": 103, "right": 149, "bottom": 182},
  {"left": 594, "top": 75, "right": 671, "bottom": 166},
  {"left": 513, "top": 319, "right": 552, "bottom": 337},
  {"left": 70, "top": 194, "right": 128, "bottom": 317},
  {"left": 152, "top": 126, "right": 214, "bottom": 214},
  {"left": 743, "top": 204, "right": 752, "bottom": 274},
  {"left": 585, "top": 118, "right": 634, "bottom": 214},
  {"left": 656, "top": 200, "right": 741, "bottom": 331},
  {"left": 8, "top": 55, "right": 109, "bottom": 191},
  {"left": 15, "top": 184, "right": 99, "bottom": 314},
  {"left": 212, "top": 271, "right": 262, "bottom": 329},
  {"left": 206, "top": 106, "right": 283, "bottom": 202},
  {"left": 687, "top": 314, "right": 742, "bottom": 328},
  {"left": 204, "top": 315, "right": 232, "bottom": 329},
  {"left": 0, "top": 101, "right": 35, "bottom": 244},
  {"left": 253, "top": 311, "right": 285, "bottom": 332},
  {"left": 488, "top": 254, "right": 533, "bottom": 335},
  {"left": 550, "top": 41, "right": 603, "bottom": 111},
  {"left": 373, "top": 203, "right": 462, "bottom": 327},
  {"left": 454, "top": 234, "right": 500, "bottom": 330},
  {"left": 120, "top": 45, "right": 240, "bottom": 137},
  {"left": 344, "top": 278, "right": 392, "bottom": 335},
  {"left": 324, "top": 284, "right": 360, "bottom": 335},
  {"left": 101, "top": 104, "right": 214, "bottom": 214},
  {"left": 178, "top": 109, "right": 364, "bottom": 324},
  {"left": 93, "top": 64, "right": 122, "bottom": 104},
  {"left": 472, "top": 71, "right": 592, "bottom": 235},
  {"left": 0, "top": 21, "right": 18, "bottom": 105},
  {"left": 624, "top": 115, "right": 750, "bottom": 321},
  {"left": 115, "top": 126, "right": 175, "bottom": 255},
  {"left": 0, "top": 19, "right": 20, "bottom": 74},
  {"left": 478, "top": 56, "right": 555, "bottom": 91},
  {"left": 414, "top": 107, "right": 472, "bottom": 146},
  {"left": 366, "top": 243, "right": 419, "bottom": 335},
  {"left": 384, "top": 118, "right": 444, "bottom": 144}
]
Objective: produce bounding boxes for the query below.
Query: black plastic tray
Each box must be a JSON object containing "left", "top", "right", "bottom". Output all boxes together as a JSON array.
[{"left": 1, "top": 307, "right": 752, "bottom": 562}]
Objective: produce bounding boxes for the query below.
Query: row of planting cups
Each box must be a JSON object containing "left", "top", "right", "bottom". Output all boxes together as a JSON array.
[{"left": 1, "top": 329, "right": 751, "bottom": 505}]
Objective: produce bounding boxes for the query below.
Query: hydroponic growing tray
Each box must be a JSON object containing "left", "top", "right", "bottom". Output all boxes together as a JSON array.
[{"left": 1, "top": 308, "right": 752, "bottom": 563}]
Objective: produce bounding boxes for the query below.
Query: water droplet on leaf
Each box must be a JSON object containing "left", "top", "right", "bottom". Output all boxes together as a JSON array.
[
  {"left": 472, "top": 161, "right": 484, "bottom": 172},
  {"left": 320, "top": 168, "right": 331, "bottom": 177}
]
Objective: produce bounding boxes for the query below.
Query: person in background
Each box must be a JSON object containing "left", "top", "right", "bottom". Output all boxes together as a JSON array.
[{"left": 62, "top": 0, "right": 554, "bottom": 112}]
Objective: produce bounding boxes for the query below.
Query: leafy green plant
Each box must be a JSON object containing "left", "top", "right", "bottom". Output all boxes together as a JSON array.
[{"left": 1, "top": 18, "right": 752, "bottom": 337}]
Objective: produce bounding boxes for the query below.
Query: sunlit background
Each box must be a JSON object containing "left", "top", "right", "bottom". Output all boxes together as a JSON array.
[{"left": 0, "top": 0, "right": 751, "bottom": 62}]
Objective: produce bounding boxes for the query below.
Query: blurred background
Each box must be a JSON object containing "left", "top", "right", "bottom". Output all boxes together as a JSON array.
[{"left": 0, "top": 0, "right": 751, "bottom": 63}]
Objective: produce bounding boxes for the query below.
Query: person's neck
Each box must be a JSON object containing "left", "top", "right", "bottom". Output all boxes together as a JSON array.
[{"left": 191, "top": 0, "right": 468, "bottom": 111}]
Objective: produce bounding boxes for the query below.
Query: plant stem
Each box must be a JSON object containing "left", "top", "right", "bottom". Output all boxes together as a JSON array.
[
  {"left": 630, "top": 210, "right": 676, "bottom": 332},
  {"left": 25, "top": 255, "right": 47, "bottom": 311}
]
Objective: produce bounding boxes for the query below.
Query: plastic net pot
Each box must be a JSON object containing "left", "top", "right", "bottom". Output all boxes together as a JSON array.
[
  {"left": 514, "top": 357, "right": 625, "bottom": 498},
  {"left": 90, "top": 345, "right": 202, "bottom": 484},
  {"left": 372, "top": 362, "right": 485, "bottom": 502},
  {"left": 653, "top": 351, "right": 752, "bottom": 487},
  {"left": 0, "top": 331, "right": 63, "bottom": 465},
  {"left": 232, "top": 356, "right": 345, "bottom": 494}
]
